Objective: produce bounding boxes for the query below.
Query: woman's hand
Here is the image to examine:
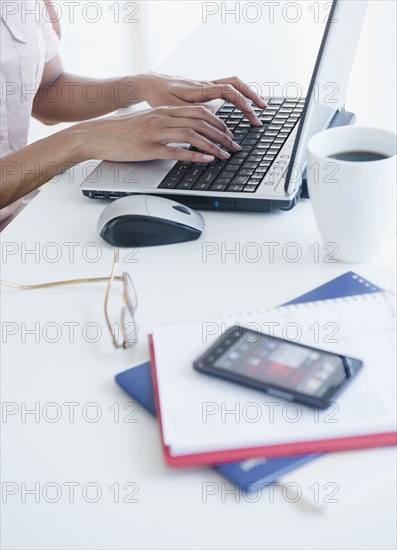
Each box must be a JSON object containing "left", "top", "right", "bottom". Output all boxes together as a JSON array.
[
  {"left": 80, "top": 105, "right": 242, "bottom": 163},
  {"left": 136, "top": 73, "right": 267, "bottom": 126}
]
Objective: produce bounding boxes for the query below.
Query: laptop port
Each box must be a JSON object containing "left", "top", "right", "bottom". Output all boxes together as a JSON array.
[
  {"left": 108, "top": 193, "right": 121, "bottom": 200},
  {"left": 92, "top": 192, "right": 105, "bottom": 199}
]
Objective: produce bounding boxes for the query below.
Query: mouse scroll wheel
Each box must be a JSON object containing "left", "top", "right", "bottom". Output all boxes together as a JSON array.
[{"left": 172, "top": 205, "right": 191, "bottom": 215}]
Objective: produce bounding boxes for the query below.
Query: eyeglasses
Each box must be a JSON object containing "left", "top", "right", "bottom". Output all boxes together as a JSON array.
[{"left": 0, "top": 248, "right": 138, "bottom": 350}]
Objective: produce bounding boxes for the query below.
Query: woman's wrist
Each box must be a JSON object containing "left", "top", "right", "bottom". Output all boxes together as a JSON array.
[
  {"left": 118, "top": 74, "right": 149, "bottom": 108},
  {"left": 57, "top": 123, "right": 97, "bottom": 164}
]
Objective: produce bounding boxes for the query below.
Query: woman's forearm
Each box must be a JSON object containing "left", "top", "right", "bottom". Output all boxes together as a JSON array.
[
  {"left": 33, "top": 73, "right": 146, "bottom": 124},
  {"left": 0, "top": 126, "right": 88, "bottom": 209}
]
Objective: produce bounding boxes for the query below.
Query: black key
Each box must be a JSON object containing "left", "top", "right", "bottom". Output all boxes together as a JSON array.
[
  {"left": 210, "top": 160, "right": 227, "bottom": 173},
  {"left": 227, "top": 158, "right": 245, "bottom": 167},
  {"left": 254, "top": 167, "right": 268, "bottom": 174},
  {"left": 176, "top": 180, "right": 195, "bottom": 190},
  {"left": 210, "top": 183, "right": 228, "bottom": 191},
  {"left": 249, "top": 153, "right": 265, "bottom": 161},
  {"left": 260, "top": 137, "right": 274, "bottom": 144},
  {"left": 174, "top": 169, "right": 189, "bottom": 179},
  {"left": 215, "top": 176, "right": 233, "bottom": 185},
  {"left": 248, "top": 181, "right": 261, "bottom": 188},
  {"left": 227, "top": 184, "right": 245, "bottom": 192},
  {"left": 198, "top": 171, "right": 219, "bottom": 185},
  {"left": 234, "top": 132, "right": 248, "bottom": 140},
  {"left": 224, "top": 161, "right": 242, "bottom": 171},
  {"left": 244, "top": 161, "right": 259, "bottom": 170},
  {"left": 243, "top": 185, "right": 257, "bottom": 192},
  {"left": 188, "top": 165, "right": 206, "bottom": 177},
  {"left": 239, "top": 168, "right": 255, "bottom": 176},
  {"left": 158, "top": 175, "right": 181, "bottom": 189},
  {"left": 233, "top": 151, "right": 250, "bottom": 160},
  {"left": 249, "top": 126, "right": 266, "bottom": 136},
  {"left": 241, "top": 139, "right": 259, "bottom": 147},
  {"left": 221, "top": 172, "right": 239, "bottom": 182},
  {"left": 241, "top": 143, "right": 255, "bottom": 152},
  {"left": 232, "top": 175, "right": 250, "bottom": 185},
  {"left": 192, "top": 181, "right": 212, "bottom": 191}
]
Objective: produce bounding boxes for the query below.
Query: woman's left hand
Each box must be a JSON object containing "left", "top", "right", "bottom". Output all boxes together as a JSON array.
[{"left": 137, "top": 72, "right": 267, "bottom": 126}]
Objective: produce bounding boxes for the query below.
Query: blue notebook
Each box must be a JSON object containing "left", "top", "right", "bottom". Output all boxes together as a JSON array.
[{"left": 116, "top": 272, "right": 383, "bottom": 492}]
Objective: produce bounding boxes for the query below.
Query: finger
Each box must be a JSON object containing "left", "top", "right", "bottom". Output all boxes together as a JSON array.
[
  {"left": 163, "top": 117, "right": 241, "bottom": 152},
  {"left": 158, "top": 128, "right": 232, "bottom": 160},
  {"left": 155, "top": 145, "right": 215, "bottom": 164},
  {"left": 214, "top": 76, "right": 268, "bottom": 109},
  {"left": 203, "top": 83, "right": 262, "bottom": 126},
  {"left": 157, "top": 105, "right": 233, "bottom": 138}
]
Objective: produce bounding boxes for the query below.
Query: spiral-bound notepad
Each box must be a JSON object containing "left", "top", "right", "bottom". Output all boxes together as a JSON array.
[{"left": 149, "top": 291, "right": 397, "bottom": 467}]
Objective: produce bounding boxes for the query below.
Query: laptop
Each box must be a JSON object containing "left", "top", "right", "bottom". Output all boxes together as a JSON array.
[{"left": 80, "top": 0, "right": 368, "bottom": 213}]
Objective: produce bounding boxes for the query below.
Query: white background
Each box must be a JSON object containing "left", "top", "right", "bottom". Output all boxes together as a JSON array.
[{"left": 3, "top": 1, "right": 397, "bottom": 549}]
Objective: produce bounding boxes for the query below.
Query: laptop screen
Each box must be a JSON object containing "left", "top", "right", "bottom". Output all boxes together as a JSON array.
[{"left": 285, "top": 0, "right": 369, "bottom": 194}]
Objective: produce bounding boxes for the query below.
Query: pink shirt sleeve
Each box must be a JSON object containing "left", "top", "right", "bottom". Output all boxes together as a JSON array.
[
  {"left": 0, "top": 1, "right": 60, "bottom": 223},
  {"left": 40, "top": 15, "right": 60, "bottom": 63}
]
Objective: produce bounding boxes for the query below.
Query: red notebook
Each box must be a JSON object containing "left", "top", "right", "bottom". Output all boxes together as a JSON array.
[
  {"left": 148, "top": 276, "right": 397, "bottom": 468},
  {"left": 149, "top": 338, "right": 396, "bottom": 468}
]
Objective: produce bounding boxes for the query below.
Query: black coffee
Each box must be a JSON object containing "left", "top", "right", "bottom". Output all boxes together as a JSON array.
[{"left": 328, "top": 150, "right": 388, "bottom": 162}]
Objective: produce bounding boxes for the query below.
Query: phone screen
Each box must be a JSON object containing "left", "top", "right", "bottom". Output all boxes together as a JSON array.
[{"left": 211, "top": 329, "right": 348, "bottom": 398}]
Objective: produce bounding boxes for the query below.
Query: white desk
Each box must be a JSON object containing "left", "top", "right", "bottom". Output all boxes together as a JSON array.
[{"left": 1, "top": 3, "right": 396, "bottom": 549}]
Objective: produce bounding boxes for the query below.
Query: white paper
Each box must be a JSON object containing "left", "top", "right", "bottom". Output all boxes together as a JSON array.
[{"left": 152, "top": 293, "right": 396, "bottom": 456}]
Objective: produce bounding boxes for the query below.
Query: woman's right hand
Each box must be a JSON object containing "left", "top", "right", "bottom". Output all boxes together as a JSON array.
[{"left": 80, "top": 105, "right": 242, "bottom": 164}]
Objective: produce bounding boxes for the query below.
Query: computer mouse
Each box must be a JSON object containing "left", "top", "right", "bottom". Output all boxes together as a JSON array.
[{"left": 97, "top": 195, "right": 205, "bottom": 247}]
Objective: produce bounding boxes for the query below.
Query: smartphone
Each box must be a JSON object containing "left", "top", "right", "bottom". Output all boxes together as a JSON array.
[{"left": 193, "top": 326, "right": 363, "bottom": 409}]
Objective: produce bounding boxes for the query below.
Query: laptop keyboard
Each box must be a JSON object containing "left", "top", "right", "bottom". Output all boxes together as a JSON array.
[{"left": 158, "top": 97, "right": 304, "bottom": 193}]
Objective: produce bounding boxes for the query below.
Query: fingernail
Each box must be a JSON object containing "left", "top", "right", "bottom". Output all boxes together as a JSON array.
[
  {"left": 226, "top": 129, "right": 233, "bottom": 138},
  {"left": 255, "top": 117, "right": 263, "bottom": 127},
  {"left": 202, "top": 155, "right": 215, "bottom": 162},
  {"left": 220, "top": 150, "right": 231, "bottom": 159},
  {"left": 232, "top": 142, "right": 242, "bottom": 151},
  {"left": 258, "top": 98, "right": 268, "bottom": 108}
]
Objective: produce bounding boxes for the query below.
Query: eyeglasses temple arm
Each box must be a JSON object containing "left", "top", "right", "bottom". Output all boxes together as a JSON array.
[{"left": 0, "top": 276, "right": 123, "bottom": 290}]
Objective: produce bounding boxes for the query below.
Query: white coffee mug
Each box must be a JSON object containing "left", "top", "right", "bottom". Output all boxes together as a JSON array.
[{"left": 307, "top": 126, "right": 397, "bottom": 263}]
